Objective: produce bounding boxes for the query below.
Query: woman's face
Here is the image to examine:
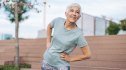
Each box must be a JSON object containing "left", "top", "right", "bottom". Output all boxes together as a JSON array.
[{"left": 65, "top": 7, "right": 81, "bottom": 23}]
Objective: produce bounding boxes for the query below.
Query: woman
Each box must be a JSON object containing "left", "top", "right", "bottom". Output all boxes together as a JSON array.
[{"left": 42, "top": 3, "right": 91, "bottom": 70}]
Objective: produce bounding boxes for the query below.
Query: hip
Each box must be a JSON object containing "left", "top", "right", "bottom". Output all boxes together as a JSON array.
[{"left": 41, "top": 60, "right": 70, "bottom": 70}]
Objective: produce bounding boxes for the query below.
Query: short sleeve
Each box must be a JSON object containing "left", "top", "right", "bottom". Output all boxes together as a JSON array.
[
  {"left": 50, "top": 17, "right": 60, "bottom": 28},
  {"left": 77, "top": 35, "right": 88, "bottom": 48},
  {"left": 50, "top": 18, "right": 56, "bottom": 28}
]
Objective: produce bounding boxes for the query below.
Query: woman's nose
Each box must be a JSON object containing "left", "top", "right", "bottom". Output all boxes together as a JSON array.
[{"left": 72, "top": 12, "right": 76, "bottom": 15}]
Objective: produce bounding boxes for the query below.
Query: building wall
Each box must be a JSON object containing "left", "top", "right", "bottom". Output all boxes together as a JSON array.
[
  {"left": 95, "top": 17, "right": 106, "bottom": 35},
  {"left": 77, "top": 13, "right": 95, "bottom": 36},
  {"left": 37, "top": 29, "right": 47, "bottom": 38},
  {"left": 77, "top": 13, "right": 109, "bottom": 36},
  {"left": 0, "top": 33, "right": 13, "bottom": 40}
]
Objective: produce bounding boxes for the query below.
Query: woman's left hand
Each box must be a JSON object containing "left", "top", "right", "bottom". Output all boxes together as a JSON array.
[{"left": 60, "top": 52, "right": 71, "bottom": 62}]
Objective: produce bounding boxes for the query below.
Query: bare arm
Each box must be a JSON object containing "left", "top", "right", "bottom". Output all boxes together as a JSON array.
[
  {"left": 60, "top": 45, "right": 91, "bottom": 62},
  {"left": 46, "top": 23, "right": 53, "bottom": 49}
]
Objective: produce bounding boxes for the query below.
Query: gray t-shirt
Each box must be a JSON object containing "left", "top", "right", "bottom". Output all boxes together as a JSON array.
[{"left": 43, "top": 17, "right": 87, "bottom": 67}]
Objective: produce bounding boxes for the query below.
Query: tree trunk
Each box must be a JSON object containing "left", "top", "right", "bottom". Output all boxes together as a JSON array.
[{"left": 14, "top": 2, "right": 19, "bottom": 67}]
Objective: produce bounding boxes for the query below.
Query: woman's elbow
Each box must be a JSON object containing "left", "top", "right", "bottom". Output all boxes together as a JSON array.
[
  {"left": 81, "top": 53, "right": 91, "bottom": 60},
  {"left": 85, "top": 52, "right": 91, "bottom": 59},
  {"left": 87, "top": 53, "right": 91, "bottom": 59},
  {"left": 87, "top": 48, "right": 92, "bottom": 59}
]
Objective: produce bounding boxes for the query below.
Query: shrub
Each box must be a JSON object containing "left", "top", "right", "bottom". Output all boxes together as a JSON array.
[
  {"left": 19, "top": 63, "right": 31, "bottom": 68},
  {"left": 3, "top": 65, "right": 19, "bottom": 70},
  {"left": 0, "top": 63, "right": 31, "bottom": 70},
  {"left": 106, "top": 21, "right": 120, "bottom": 35},
  {"left": 0, "top": 65, "right": 4, "bottom": 70}
]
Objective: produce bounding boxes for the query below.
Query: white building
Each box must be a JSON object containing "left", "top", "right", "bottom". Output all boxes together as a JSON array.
[
  {"left": 0, "top": 33, "right": 13, "bottom": 40},
  {"left": 37, "top": 29, "right": 47, "bottom": 38},
  {"left": 77, "top": 13, "right": 109, "bottom": 36}
]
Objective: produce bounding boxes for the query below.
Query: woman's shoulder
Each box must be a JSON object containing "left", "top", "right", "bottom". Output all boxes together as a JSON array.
[
  {"left": 50, "top": 17, "right": 66, "bottom": 27},
  {"left": 53, "top": 17, "right": 65, "bottom": 21}
]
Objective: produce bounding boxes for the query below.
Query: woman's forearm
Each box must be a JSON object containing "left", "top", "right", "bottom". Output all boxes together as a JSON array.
[
  {"left": 70, "top": 46, "right": 91, "bottom": 62},
  {"left": 46, "top": 24, "right": 52, "bottom": 48},
  {"left": 69, "top": 54, "right": 91, "bottom": 62},
  {"left": 60, "top": 46, "right": 91, "bottom": 62},
  {"left": 60, "top": 52, "right": 91, "bottom": 62}
]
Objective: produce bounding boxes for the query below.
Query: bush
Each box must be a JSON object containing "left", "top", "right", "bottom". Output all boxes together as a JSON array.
[
  {"left": 120, "top": 19, "right": 126, "bottom": 31},
  {"left": 0, "top": 65, "right": 4, "bottom": 70},
  {"left": 19, "top": 63, "right": 31, "bottom": 68},
  {"left": 0, "top": 63, "right": 31, "bottom": 70},
  {"left": 106, "top": 21, "right": 120, "bottom": 35},
  {"left": 3, "top": 65, "right": 19, "bottom": 70}
]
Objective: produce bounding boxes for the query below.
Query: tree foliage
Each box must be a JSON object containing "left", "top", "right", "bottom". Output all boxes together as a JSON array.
[
  {"left": 3, "top": 0, "right": 32, "bottom": 23},
  {"left": 120, "top": 19, "right": 126, "bottom": 31},
  {"left": 106, "top": 21, "right": 120, "bottom": 35}
]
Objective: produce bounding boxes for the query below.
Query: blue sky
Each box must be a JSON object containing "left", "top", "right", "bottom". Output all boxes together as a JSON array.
[{"left": 0, "top": 0, "right": 126, "bottom": 38}]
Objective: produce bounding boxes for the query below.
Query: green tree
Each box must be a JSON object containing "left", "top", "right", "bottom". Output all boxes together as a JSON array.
[
  {"left": 120, "top": 19, "right": 126, "bottom": 31},
  {"left": 106, "top": 21, "right": 120, "bottom": 35},
  {"left": 2, "top": 0, "right": 40, "bottom": 68}
]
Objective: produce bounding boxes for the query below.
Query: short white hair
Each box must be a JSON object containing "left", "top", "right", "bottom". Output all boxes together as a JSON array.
[{"left": 66, "top": 3, "right": 81, "bottom": 13}]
